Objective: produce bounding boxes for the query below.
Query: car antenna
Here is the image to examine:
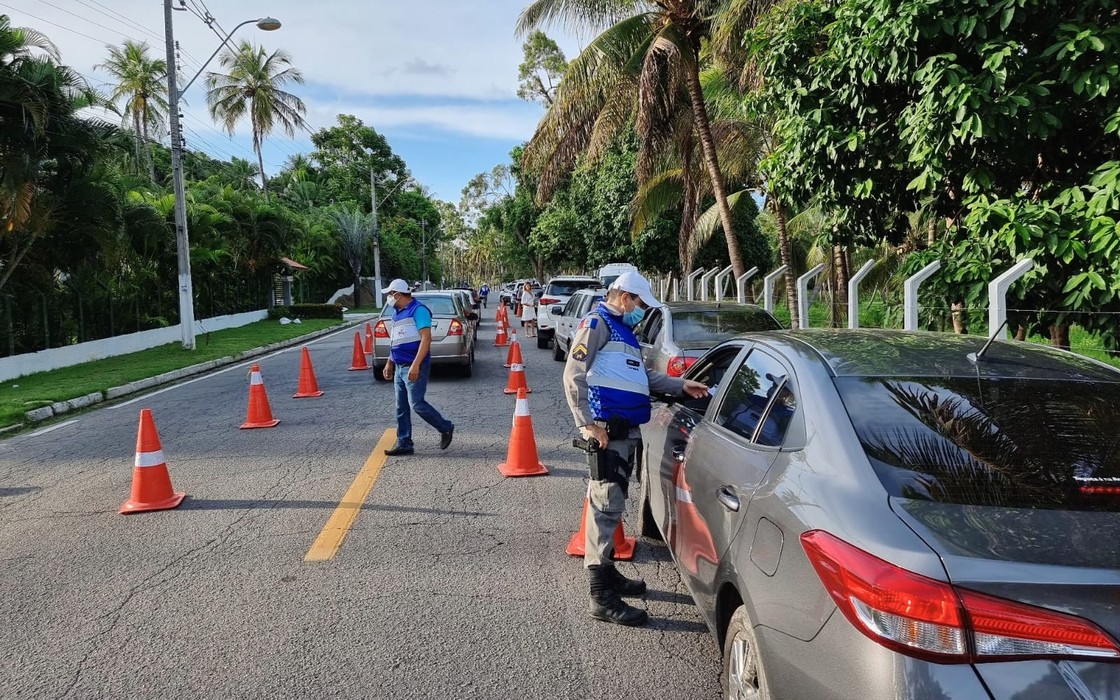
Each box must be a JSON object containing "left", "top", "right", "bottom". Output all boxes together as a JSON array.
[{"left": 969, "top": 318, "right": 1010, "bottom": 363}]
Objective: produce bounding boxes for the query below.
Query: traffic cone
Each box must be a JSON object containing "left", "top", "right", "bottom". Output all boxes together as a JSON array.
[
  {"left": 120, "top": 408, "right": 186, "bottom": 514},
  {"left": 293, "top": 346, "right": 324, "bottom": 398},
  {"left": 497, "top": 388, "right": 548, "bottom": 477},
  {"left": 495, "top": 306, "right": 504, "bottom": 323},
  {"left": 241, "top": 364, "right": 280, "bottom": 429},
  {"left": 348, "top": 331, "right": 369, "bottom": 371},
  {"left": 364, "top": 322, "right": 373, "bottom": 354},
  {"left": 494, "top": 320, "right": 509, "bottom": 347},
  {"left": 503, "top": 331, "right": 523, "bottom": 368},
  {"left": 503, "top": 360, "right": 531, "bottom": 394},
  {"left": 565, "top": 497, "right": 637, "bottom": 561}
]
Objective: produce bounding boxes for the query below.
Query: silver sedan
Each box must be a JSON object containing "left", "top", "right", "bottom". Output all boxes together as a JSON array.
[
  {"left": 639, "top": 329, "right": 1120, "bottom": 699},
  {"left": 371, "top": 292, "right": 477, "bottom": 379}
]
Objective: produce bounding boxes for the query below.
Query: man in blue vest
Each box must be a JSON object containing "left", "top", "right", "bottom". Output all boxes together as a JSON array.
[
  {"left": 479, "top": 283, "right": 490, "bottom": 308},
  {"left": 562, "top": 270, "right": 708, "bottom": 626},
  {"left": 381, "top": 279, "right": 454, "bottom": 456}
]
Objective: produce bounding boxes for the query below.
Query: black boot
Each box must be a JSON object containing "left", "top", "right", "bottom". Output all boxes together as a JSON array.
[
  {"left": 589, "top": 565, "right": 649, "bottom": 626},
  {"left": 603, "top": 564, "right": 647, "bottom": 596}
]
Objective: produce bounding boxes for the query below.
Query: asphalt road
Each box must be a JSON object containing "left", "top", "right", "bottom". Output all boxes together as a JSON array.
[{"left": 0, "top": 311, "right": 721, "bottom": 700}]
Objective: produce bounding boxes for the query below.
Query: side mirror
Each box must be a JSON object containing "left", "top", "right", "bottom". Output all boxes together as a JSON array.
[
  {"left": 551, "top": 304, "right": 564, "bottom": 315},
  {"left": 466, "top": 312, "right": 478, "bottom": 321}
]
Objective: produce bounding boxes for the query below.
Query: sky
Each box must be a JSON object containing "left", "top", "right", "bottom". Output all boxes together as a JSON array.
[{"left": 2, "top": 0, "right": 586, "bottom": 203}]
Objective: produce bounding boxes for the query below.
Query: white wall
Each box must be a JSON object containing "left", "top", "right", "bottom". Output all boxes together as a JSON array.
[{"left": 0, "top": 310, "right": 268, "bottom": 382}]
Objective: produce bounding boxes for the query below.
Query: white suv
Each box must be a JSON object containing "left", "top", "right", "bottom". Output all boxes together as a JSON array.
[{"left": 535, "top": 275, "right": 604, "bottom": 349}]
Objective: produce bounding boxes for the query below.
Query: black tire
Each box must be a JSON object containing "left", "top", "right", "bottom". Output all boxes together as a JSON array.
[
  {"left": 637, "top": 445, "right": 663, "bottom": 540},
  {"left": 537, "top": 334, "right": 550, "bottom": 349},
  {"left": 373, "top": 365, "right": 388, "bottom": 382},
  {"left": 552, "top": 337, "right": 565, "bottom": 361},
  {"left": 722, "top": 606, "right": 770, "bottom": 700},
  {"left": 458, "top": 358, "right": 473, "bottom": 378}
]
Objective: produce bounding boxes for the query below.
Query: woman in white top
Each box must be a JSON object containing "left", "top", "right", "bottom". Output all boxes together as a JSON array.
[{"left": 520, "top": 282, "right": 538, "bottom": 337}]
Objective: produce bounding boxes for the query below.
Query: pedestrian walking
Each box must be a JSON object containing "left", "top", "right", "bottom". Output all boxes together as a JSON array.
[
  {"left": 479, "top": 283, "right": 490, "bottom": 308},
  {"left": 562, "top": 270, "right": 708, "bottom": 626},
  {"left": 380, "top": 279, "right": 454, "bottom": 456},
  {"left": 520, "top": 282, "right": 538, "bottom": 337}
]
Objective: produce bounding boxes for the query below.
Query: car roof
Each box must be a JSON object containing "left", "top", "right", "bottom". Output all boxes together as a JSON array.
[
  {"left": 750, "top": 328, "right": 1120, "bottom": 382},
  {"left": 572, "top": 288, "right": 606, "bottom": 296},
  {"left": 547, "top": 276, "right": 600, "bottom": 282},
  {"left": 659, "top": 301, "right": 769, "bottom": 313}
]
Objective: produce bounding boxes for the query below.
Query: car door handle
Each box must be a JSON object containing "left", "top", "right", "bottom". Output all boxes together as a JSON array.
[{"left": 717, "top": 486, "right": 740, "bottom": 512}]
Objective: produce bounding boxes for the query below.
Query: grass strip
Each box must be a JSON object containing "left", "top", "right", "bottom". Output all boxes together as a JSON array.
[{"left": 0, "top": 318, "right": 344, "bottom": 428}]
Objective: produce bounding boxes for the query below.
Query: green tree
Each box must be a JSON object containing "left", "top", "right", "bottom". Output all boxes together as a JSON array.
[
  {"left": 516, "top": 30, "right": 567, "bottom": 106},
  {"left": 95, "top": 40, "right": 167, "bottom": 182},
  {"left": 205, "top": 40, "right": 308, "bottom": 200}
]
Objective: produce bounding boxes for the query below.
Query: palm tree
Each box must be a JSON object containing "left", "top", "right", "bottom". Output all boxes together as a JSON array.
[
  {"left": 517, "top": 0, "right": 751, "bottom": 279},
  {"left": 205, "top": 40, "right": 307, "bottom": 200},
  {"left": 95, "top": 40, "right": 167, "bottom": 182}
]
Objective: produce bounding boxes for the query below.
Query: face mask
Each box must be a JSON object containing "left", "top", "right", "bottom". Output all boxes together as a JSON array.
[
  {"left": 622, "top": 304, "right": 645, "bottom": 327},
  {"left": 386, "top": 294, "right": 398, "bottom": 308}
]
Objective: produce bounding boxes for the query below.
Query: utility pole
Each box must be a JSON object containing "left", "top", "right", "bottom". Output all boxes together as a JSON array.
[
  {"left": 164, "top": 0, "right": 195, "bottom": 349},
  {"left": 371, "top": 167, "right": 382, "bottom": 308}
]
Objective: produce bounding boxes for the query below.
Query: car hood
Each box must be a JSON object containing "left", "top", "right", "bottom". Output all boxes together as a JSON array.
[{"left": 892, "top": 498, "right": 1120, "bottom": 639}]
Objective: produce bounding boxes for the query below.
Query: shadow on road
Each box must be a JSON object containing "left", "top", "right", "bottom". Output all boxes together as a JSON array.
[
  {"left": 0, "top": 486, "right": 41, "bottom": 497},
  {"left": 645, "top": 588, "right": 695, "bottom": 606},
  {"left": 180, "top": 498, "right": 494, "bottom": 518}
]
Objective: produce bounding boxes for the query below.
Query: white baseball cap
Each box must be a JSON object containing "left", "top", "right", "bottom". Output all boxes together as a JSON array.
[
  {"left": 381, "top": 278, "right": 410, "bottom": 294},
  {"left": 609, "top": 270, "right": 660, "bottom": 308}
]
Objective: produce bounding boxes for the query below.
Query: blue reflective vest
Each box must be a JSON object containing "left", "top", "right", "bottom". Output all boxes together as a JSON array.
[
  {"left": 390, "top": 298, "right": 430, "bottom": 365},
  {"left": 586, "top": 303, "right": 651, "bottom": 425}
]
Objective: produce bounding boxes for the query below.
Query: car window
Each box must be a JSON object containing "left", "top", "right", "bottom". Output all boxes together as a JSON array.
[
  {"left": 714, "top": 350, "right": 794, "bottom": 446},
  {"left": 414, "top": 296, "right": 459, "bottom": 315},
  {"left": 563, "top": 297, "right": 581, "bottom": 316},
  {"left": 836, "top": 376, "right": 1120, "bottom": 511},
  {"left": 546, "top": 280, "right": 602, "bottom": 296},
  {"left": 671, "top": 308, "right": 782, "bottom": 344},
  {"left": 678, "top": 345, "right": 745, "bottom": 414}
]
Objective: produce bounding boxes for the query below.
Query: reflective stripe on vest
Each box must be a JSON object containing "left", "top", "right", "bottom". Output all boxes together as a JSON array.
[
  {"left": 390, "top": 299, "right": 427, "bottom": 364},
  {"left": 586, "top": 303, "right": 651, "bottom": 425}
]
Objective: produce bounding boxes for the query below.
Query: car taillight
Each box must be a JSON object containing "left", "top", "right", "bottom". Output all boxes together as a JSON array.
[
  {"left": 373, "top": 321, "right": 390, "bottom": 338},
  {"left": 667, "top": 356, "right": 697, "bottom": 377},
  {"left": 800, "top": 530, "right": 1120, "bottom": 663},
  {"left": 540, "top": 297, "right": 559, "bottom": 306},
  {"left": 448, "top": 319, "right": 463, "bottom": 336}
]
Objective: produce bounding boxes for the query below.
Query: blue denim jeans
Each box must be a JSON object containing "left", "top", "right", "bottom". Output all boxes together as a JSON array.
[{"left": 393, "top": 362, "right": 453, "bottom": 448}]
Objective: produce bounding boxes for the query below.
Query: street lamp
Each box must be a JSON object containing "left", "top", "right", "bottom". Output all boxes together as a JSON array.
[{"left": 162, "top": 2, "right": 281, "bottom": 349}]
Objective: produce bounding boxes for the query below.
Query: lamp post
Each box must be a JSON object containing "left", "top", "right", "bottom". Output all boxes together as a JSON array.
[{"left": 163, "top": 1, "right": 281, "bottom": 349}]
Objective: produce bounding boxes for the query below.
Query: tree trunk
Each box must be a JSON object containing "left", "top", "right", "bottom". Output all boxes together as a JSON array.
[
  {"left": 951, "top": 302, "right": 965, "bottom": 334},
  {"left": 351, "top": 270, "right": 362, "bottom": 308},
  {"left": 678, "top": 161, "right": 699, "bottom": 276},
  {"left": 832, "top": 243, "right": 849, "bottom": 328},
  {"left": 141, "top": 108, "right": 156, "bottom": 183},
  {"left": 683, "top": 46, "right": 744, "bottom": 279},
  {"left": 1050, "top": 322, "right": 1071, "bottom": 350},
  {"left": 773, "top": 200, "right": 798, "bottom": 329},
  {"left": 132, "top": 110, "right": 144, "bottom": 176},
  {"left": 255, "top": 131, "right": 270, "bottom": 202},
  {"left": 1014, "top": 325, "right": 1027, "bottom": 341}
]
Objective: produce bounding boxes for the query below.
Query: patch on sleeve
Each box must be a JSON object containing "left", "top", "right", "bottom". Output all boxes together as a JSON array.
[
  {"left": 570, "top": 343, "right": 588, "bottom": 361},
  {"left": 578, "top": 317, "right": 598, "bottom": 330}
]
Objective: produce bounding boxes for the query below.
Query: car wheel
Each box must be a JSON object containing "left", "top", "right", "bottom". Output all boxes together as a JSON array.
[
  {"left": 459, "top": 358, "right": 473, "bottom": 378},
  {"left": 637, "top": 446, "right": 662, "bottom": 541},
  {"left": 552, "top": 338, "right": 565, "bottom": 361},
  {"left": 723, "top": 606, "right": 770, "bottom": 700},
  {"left": 373, "top": 365, "right": 388, "bottom": 382},
  {"left": 537, "top": 334, "right": 550, "bottom": 350}
]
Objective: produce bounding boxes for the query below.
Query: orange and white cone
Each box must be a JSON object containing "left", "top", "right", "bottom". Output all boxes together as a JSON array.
[
  {"left": 494, "top": 321, "right": 509, "bottom": 347},
  {"left": 566, "top": 497, "right": 637, "bottom": 560},
  {"left": 241, "top": 364, "right": 280, "bottom": 429},
  {"left": 503, "top": 360, "right": 531, "bottom": 394},
  {"left": 497, "top": 388, "right": 548, "bottom": 477},
  {"left": 495, "top": 306, "right": 504, "bottom": 323},
  {"left": 293, "top": 346, "right": 324, "bottom": 398},
  {"left": 348, "top": 331, "right": 370, "bottom": 371},
  {"left": 503, "top": 331, "right": 523, "bottom": 368},
  {"left": 120, "top": 408, "right": 186, "bottom": 514},
  {"left": 364, "top": 322, "right": 374, "bottom": 354}
]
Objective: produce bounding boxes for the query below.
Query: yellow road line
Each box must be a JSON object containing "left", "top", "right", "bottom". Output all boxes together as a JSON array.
[{"left": 304, "top": 428, "right": 396, "bottom": 562}]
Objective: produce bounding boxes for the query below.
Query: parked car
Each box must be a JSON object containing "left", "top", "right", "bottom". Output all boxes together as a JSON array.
[
  {"left": 446, "top": 289, "right": 480, "bottom": 329},
  {"left": 550, "top": 288, "right": 607, "bottom": 361},
  {"left": 634, "top": 301, "right": 782, "bottom": 376},
  {"left": 371, "top": 292, "right": 477, "bottom": 379},
  {"left": 638, "top": 328, "right": 1120, "bottom": 699},
  {"left": 536, "top": 275, "right": 604, "bottom": 349}
]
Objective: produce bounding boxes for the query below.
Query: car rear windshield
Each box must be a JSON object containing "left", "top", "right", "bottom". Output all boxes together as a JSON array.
[
  {"left": 416, "top": 297, "right": 458, "bottom": 315},
  {"left": 671, "top": 309, "right": 781, "bottom": 342},
  {"left": 835, "top": 376, "right": 1120, "bottom": 512},
  {"left": 546, "top": 280, "right": 601, "bottom": 296}
]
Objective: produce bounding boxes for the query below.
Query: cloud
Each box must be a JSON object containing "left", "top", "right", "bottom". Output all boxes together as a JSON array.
[{"left": 399, "top": 58, "right": 454, "bottom": 77}]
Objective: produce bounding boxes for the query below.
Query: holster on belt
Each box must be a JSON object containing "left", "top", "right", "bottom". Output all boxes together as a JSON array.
[{"left": 573, "top": 419, "right": 634, "bottom": 497}]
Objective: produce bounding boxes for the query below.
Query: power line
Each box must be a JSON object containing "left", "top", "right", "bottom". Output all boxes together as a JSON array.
[
  {"left": 32, "top": 0, "right": 140, "bottom": 43},
  {"left": 72, "top": 0, "right": 164, "bottom": 45},
  {"left": 0, "top": 2, "right": 117, "bottom": 44}
]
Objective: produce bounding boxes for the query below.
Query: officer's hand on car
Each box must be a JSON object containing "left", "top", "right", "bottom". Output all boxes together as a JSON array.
[
  {"left": 683, "top": 379, "right": 709, "bottom": 399},
  {"left": 580, "top": 423, "right": 610, "bottom": 449}
]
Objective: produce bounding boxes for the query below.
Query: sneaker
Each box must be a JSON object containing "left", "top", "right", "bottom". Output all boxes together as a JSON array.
[
  {"left": 440, "top": 426, "right": 454, "bottom": 450},
  {"left": 384, "top": 445, "right": 414, "bottom": 456}
]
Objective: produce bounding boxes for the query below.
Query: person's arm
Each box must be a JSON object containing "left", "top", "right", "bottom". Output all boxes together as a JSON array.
[
  {"left": 562, "top": 316, "right": 609, "bottom": 445},
  {"left": 409, "top": 328, "right": 432, "bottom": 380},
  {"left": 648, "top": 369, "right": 708, "bottom": 398}
]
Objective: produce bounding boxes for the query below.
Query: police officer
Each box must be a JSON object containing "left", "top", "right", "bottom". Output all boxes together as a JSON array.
[
  {"left": 479, "top": 282, "right": 490, "bottom": 308},
  {"left": 562, "top": 271, "right": 708, "bottom": 626},
  {"left": 381, "top": 279, "right": 455, "bottom": 456}
]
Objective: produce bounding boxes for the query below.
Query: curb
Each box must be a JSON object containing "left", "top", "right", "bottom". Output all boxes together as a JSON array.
[{"left": 19, "top": 320, "right": 360, "bottom": 428}]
